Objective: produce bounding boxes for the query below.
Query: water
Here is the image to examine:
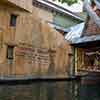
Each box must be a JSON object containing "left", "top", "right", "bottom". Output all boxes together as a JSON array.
[{"left": 0, "top": 81, "right": 100, "bottom": 100}]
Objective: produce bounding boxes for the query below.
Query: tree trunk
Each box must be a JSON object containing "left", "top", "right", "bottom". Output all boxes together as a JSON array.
[{"left": 84, "top": 0, "right": 100, "bottom": 27}]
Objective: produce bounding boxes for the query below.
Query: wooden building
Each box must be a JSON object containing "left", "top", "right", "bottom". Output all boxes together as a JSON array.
[{"left": 71, "top": 9, "right": 100, "bottom": 74}]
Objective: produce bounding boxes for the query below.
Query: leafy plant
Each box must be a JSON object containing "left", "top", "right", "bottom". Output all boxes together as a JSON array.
[{"left": 52, "top": 0, "right": 78, "bottom": 5}]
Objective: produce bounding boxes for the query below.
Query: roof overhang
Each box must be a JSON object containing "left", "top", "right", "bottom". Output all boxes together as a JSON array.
[
  {"left": 71, "top": 35, "right": 100, "bottom": 48},
  {"left": 33, "top": 0, "right": 84, "bottom": 21},
  {"left": 0, "top": 0, "right": 32, "bottom": 13}
]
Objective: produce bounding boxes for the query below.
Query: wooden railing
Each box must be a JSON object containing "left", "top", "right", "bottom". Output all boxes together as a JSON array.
[{"left": 79, "top": 65, "right": 100, "bottom": 73}]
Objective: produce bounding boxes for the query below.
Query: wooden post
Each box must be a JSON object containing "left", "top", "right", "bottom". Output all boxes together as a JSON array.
[
  {"left": 75, "top": 47, "right": 78, "bottom": 75},
  {"left": 68, "top": 47, "right": 75, "bottom": 77}
]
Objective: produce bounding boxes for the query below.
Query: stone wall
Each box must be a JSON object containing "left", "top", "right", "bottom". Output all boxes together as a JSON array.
[
  {"left": 0, "top": 3, "right": 71, "bottom": 78},
  {"left": 8, "top": 0, "right": 33, "bottom": 12}
]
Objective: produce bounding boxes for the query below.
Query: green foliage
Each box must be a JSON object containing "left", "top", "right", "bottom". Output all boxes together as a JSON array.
[
  {"left": 54, "top": 0, "right": 100, "bottom": 5},
  {"left": 53, "top": 0, "right": 78, "bottom": 5}
]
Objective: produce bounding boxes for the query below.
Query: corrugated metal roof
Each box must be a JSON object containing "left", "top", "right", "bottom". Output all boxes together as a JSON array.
[
  {"left": 64, "top": 22, "right": 100, "bottom": 44},
  {"left": 65, "top": 22, "right": 85, "bottom": 41},
  {"left": 71, "top": 35, "right": 100, "bottom": 44},
  {"left": 64, "top": 1, "right": 100, "bottom": 45}
]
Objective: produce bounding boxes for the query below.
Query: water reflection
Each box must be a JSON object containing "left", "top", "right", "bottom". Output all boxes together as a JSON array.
[
  {"left": 79, "top": 84, "right": 100, "bottom": 100},
  {"left": 0, "top": 81, "right": 100, "bottom": 100}
]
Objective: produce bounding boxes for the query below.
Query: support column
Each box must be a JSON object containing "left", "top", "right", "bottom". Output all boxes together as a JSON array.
[{"left": 68, "top": 46, "right": 75, "bottom": 77}]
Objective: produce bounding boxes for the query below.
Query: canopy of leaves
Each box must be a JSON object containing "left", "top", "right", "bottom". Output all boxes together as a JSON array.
[
  {"left": 53, "top": 0, "right": 78, "bottom": 5},
  {"left": 55, "top": 0, "right": 100, "bottom": 5}
]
